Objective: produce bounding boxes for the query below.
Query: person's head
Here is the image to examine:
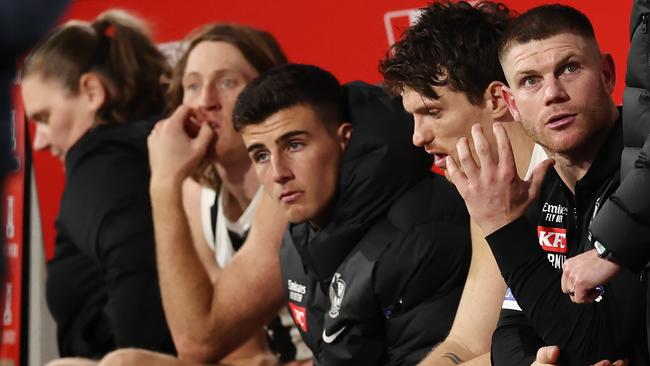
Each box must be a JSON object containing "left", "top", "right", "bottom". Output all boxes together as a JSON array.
[
  {"left": 380, "top": 1, "right": 515, "bottom": 170},
  {"left": 234, "top": 64, "right": 352, "bottom": 227},
  {"left": 21, "top": 9, "right": 169, "bottom": 161},
  {"left": 168, "top": 23, "right": 287, "bottom": 185},
  {"left": 498, "top": 4, "right": 617, "bottom": 159}
]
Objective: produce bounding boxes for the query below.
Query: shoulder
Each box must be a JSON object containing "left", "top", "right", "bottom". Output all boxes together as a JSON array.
[
  {"left": 386, "top": 174, "right": 469, "bottom": 230},
  {"left": 63, "top": 123, "right": 154, "bottom": 221},
  {"left": 370, "top": 175, "right": 471, "bottom": 301}
]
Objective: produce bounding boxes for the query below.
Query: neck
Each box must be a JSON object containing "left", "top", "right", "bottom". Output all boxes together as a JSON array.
[
  {"left": 548, "top": 106, "right": 618, "bottom": 193},
  {"left": 216, "top": 156, "right": 259, "bottom": 220}
]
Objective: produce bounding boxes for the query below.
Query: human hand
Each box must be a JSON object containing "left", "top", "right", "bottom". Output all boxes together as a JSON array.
[
  {"left": 532, "top": 345, "right": 560, "bottom": 366},
  {"left": 148, "top": 105, "right": 214, "bottom": 188},
  {"left": 446, "top": 123, "right": 554, "bottom": 236},
  {"left": 531, "top": 346, "right": 628, "bottom": 366},
  {"left": 561, "top": 249, "right": 622, "bottom": 303}
]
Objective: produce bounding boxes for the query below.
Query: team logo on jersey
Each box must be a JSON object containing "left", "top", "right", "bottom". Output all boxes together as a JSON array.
[
  {"left": 288, "top": 302, "right": 307, "bottom": 332},
  {"left": 328, "top": 273, "right": 346, "bottom": 319},
  {"left": 537, "top": 226, "right": 568, "bottom": 254}
]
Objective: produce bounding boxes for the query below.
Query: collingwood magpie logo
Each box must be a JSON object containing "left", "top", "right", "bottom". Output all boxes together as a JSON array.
[{"left": 328, "top": 273, "right": 346, "bottom": 319}]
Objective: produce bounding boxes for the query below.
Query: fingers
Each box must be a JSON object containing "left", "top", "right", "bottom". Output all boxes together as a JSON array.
[
  {"left": 445, "top": 155, "right": 468, "bottom": 194},
  {"left": 535, "top": 345, "right": 560, "bottom": 364},
  {"left": 493, "top": 122, "right": 516, "bottom": 171},
  {"left": 592, "top": 360, "right": 613, "bottom": 366},
  {"left": 194, "top": 122, "right": 215, "bottom": 151},
  {"left": 471, "top": 123, "right": 496, "bottom": 171},
  {"left": 457, "top": 137, "right": 479, "bottom": 181},
  {"left": 561, "top": 259, "right": 571, "bottom": 294}
]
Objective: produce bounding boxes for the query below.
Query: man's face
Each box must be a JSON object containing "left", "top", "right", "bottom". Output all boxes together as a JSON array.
[
  {"left": 500, "top": 33, "right": 616, "bottom": 156},
  {"left": 182, "top": 41, "right": 258, "bottom": 164},
  {"left": 241, "top": 105, "right": 352, "bottom": 226},
  {"left": 402, "top": 85, "right": 496, "bottom": 171}
]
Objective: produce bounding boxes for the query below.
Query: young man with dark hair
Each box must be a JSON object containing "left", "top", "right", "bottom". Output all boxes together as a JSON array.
[
  {"left": 446, "top": 4, "right": 648, "bottom": 365},
  {"left": 235, "top": 63, "right": 472, "bottom": 366},
  {"left": 380, "top": 2, "right": 543, "bottom": 365}
]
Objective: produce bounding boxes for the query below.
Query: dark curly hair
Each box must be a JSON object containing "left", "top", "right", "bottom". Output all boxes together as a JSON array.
[{"left": 380, "top": 1, "right": 515, "bottom": 105}]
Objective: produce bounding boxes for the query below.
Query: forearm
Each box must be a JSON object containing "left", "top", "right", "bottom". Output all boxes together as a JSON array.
[
  {"left": 486, "top": 217, "right": 644, "bottom": 363},
  {"left": 150, "top": 181, "right": 221, "bottom": 360},
  {"left": 419, "top": 340, "right": 490, "bottom": 366}
]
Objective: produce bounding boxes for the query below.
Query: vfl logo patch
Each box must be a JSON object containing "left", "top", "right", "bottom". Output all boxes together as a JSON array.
[
  {"left": 328, "top": 273, "right": 346, "bottom": 319},
  {"left": 288, "top": 302, "right": 307, "bottom": 332},
  {"left": 537, "top": 226, "right": 568, "bottom": 254}
]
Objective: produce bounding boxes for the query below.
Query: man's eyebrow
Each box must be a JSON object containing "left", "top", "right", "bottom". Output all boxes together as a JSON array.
[
  {"left": 182, "top": 69, "right": 237, "bottom": 82},
  {"left": 276, "top": 130, "right": 308, "bottom": 144},
  {"left": 514, "top": 54, "right": 578, "bottom": 80},
  {"left": 246, "top": 130, "right": 309, "bottom": 153},
  {"left": 246, "top": 143, "right": 265, "bottom": 153}
]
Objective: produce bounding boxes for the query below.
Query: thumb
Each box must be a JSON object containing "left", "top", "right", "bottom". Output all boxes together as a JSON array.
[
  {"left": 527, "top": 158, "right": 555, "bottom": 201},
  {"left": 536, "top": 345, "right": 560, "bottom": 363},
  {"left": 194, "top": 123, "right": 215, "bottom": 150}
]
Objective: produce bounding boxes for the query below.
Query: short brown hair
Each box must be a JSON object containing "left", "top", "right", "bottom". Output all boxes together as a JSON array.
[
  {"left": 24, "top": 9, "right": 170, "bottom": 125},
  {"left": 498, "top": 4, "right": 596, "bottom": 62}
]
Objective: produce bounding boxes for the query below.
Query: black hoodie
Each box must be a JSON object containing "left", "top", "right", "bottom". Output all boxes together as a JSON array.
[{"left": 47, "top": 117, "right": 175, "bottom": 358}]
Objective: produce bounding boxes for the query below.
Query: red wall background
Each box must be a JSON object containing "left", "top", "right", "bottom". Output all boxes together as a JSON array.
[{"left": 31, "top": 0, "right": 634, "bottom": 260}]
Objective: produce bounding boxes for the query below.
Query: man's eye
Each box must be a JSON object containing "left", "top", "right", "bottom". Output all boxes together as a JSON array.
[
  {"left": 288, "top": 142, "right": 303, "bottom": 151},
  {"left": 253, "top": 152, "right": 270, "bottom": 163},
  {"left": 219, "top": 78, "right": 237, "bottom": 90},
  {"left": 184, "top": 82, "right": 200, "bottom": 92},
  {"left": 428, "top": 109, "right": 441, "bottom": 117},
  {"left": 564, "top": 63, "right": 579, "bottom": 73},
  {"left": 522, "top": 76, "right": 538, "bottom": 88}
]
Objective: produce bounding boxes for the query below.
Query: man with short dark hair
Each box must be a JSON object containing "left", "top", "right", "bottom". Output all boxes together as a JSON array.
[
  {"left": 380, "top": 3, "right": 543, "bottom": 365},
  {"left": 235, "top": 64, "right": 472, "bottom": 366},
  {"left": 446, "top": 4, "right": 649, "bottom": 365}
]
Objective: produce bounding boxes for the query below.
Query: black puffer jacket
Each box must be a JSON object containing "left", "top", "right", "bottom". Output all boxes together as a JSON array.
[
  {"left": 280, "top": 82, "right": 471, "bottom": 366},
  {"left": 589, "top": 0, "right": 650, "bottom": 271}
]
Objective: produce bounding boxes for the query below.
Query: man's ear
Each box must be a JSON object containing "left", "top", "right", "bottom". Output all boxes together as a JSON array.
[
  {"left": 337, "top": 122, "right": 353, "bottom": 151},
  {"left": 78, "top": 72, "right": 106, "bottom": 114},
  {"left": 485, "top": 81, "right": 510, "bottom": 120},
  {"left": 600, "top": 53, "right": 616, "bottom": 94},
  {"left": 501, "top": 84, "right": 520, "bottom": 122}
]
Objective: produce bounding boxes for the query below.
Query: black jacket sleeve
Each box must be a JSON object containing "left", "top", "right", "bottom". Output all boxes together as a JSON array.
[
  {"left": 66, "top": 140, "right": 175, "bottom": 354},
  {"left": 491, "top": 309, "right": 543, "bottom": 366},
  {"left": 486, "top": 217, "right": 646, "bottom": 365},
  {"left": 590, "top": 132, "right": 650, "bottom": 271}
]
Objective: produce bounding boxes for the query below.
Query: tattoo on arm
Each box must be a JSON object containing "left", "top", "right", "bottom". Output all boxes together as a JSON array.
[{"left": 442, "top": 352, "right": 463, "bottom": 365}]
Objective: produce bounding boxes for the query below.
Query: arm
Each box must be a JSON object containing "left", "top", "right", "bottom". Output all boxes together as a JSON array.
[
  {"left": 418, "top": 222, "right": 505, "bottom": 366},
  {"left": 486, "top": 217, "right": 644, "bottom": 364},
  {"left": 149, "top": 107, "right": 287, "bottom": 362},
  {"left": 447, "top": 123, "right": 645, "bottom": 363},
  {"left": 181, "top": 178, "right": 220, "bottom": 284}
]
